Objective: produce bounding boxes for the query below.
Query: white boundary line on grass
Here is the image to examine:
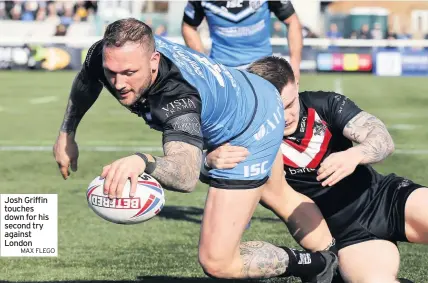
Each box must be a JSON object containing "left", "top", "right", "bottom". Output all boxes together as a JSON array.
[
  {"left": 389, "top": 124, "right": 419, "bottom": 130},
  {"left": 334, "top": 78, "right": 343, "bottom": 94},
  {"left": 0, "top": 146, "right": 428, "bottom": 155},
  {"left": 394, "top": 149, "right": 428, "bottom": 155},
  {"left": 0, "top": 146, "right": 163, "bottom": 152},
  {"left": 29, "top": 96, "right": 58, "bottom": 104}
]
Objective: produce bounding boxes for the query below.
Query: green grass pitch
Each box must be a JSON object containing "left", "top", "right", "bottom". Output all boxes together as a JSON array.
[{"left": 0, "top": 71, "right": 428, "bottom": 282}]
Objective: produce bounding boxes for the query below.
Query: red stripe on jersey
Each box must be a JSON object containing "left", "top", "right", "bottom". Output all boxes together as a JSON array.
[
  {"left": 284, "top": 108, "right": 315, "bottom": 153},
  {"left": 307, "top": 124, "right": 332, "bottom": 168}
]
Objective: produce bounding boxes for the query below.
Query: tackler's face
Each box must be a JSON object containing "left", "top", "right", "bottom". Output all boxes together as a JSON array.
[
  {"left": 103, "top": 42, "right": 160, "bottom": 106},
  {"left": 280, "top": 81, "right": 300, "bottom": 136}
]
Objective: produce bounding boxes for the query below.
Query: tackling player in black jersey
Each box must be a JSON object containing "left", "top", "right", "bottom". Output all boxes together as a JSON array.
[{"left": 206, "top": 56, "right": 425, "bottom": 283}]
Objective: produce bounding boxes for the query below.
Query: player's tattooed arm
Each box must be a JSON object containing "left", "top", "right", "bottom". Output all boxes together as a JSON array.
[
  {"left": 150, "top": 141, "right": 202, "bottom": 193},
  {"left": 60, "top": 70, "right": 103, "bottom": 135},
  {"left": 343, "top": 111, "right": 395, "bottom": 164},
  {"left": 240, "top": 241, "right": 288, "bottom": 278}
]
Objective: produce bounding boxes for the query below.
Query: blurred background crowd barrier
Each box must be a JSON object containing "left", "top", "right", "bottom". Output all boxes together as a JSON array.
[{"left": 0, "top": 0, "right": 427, "bottom": 76}]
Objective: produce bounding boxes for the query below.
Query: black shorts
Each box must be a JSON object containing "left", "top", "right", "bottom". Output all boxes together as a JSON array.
[{"left": 325, "top": 174, "right": 424, "bottom": 250}]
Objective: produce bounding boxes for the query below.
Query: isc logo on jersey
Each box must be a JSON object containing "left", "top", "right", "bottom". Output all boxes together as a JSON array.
[{"left": 86, "top": 173, "right": 165, "bottom": 224}]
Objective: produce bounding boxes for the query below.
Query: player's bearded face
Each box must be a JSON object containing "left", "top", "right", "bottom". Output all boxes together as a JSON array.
[
  {"left": 280, "top": 82, "right": 300, "bottom": 136},
  {"left": 103, "top": 43, "right": 160, "bottom": 106}
]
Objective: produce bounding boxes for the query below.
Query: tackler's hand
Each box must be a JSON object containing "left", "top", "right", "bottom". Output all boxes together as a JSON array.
[
  {"left": 206, "top": 143, "right": 249, "bottom": 169},
  {"left": 316, "top": 149, "right": 362, "bottom": 187}
]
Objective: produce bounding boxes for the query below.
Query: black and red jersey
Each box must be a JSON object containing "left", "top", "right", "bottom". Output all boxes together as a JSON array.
[{"left": 283, "top": 91, "right": 383, "bottom": 217}]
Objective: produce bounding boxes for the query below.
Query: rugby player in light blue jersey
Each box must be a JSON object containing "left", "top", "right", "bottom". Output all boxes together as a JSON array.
[
  {"left": 53, "top": 19, "right": 337, "bottom": 282},
  {"left": 182, "top": 0, "right": 302, "bottom": 83}
]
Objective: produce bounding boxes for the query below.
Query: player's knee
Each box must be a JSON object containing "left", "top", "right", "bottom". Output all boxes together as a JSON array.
[
  {"left": 198, "top": 249, "right": 234, "bottom": 278},
  {"left": 198, "top": 255, "right": 225, "bottom": 278}
]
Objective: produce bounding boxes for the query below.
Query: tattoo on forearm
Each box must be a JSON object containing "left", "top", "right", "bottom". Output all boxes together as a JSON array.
[
  {"left": 60, "top": 98, "right": 79, "bottom": 134},
  {"left": 60, "top": 70, "right": 102, "bottom": 134},
  {"left": 344, "top": 111, "right": 395, "bottom": 164},
  {"left": 151, "top": 141, "right": 202, "bottom": 193},
  {"left": 240, "top": 241, "right": 288, "bottom": 278}
]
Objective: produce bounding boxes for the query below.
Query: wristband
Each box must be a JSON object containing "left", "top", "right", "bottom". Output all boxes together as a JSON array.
[
  {"left": 134, "top": 152, "right": 157, "bottom": 174},
  {"left": 203, "top": 151, "right": 211, "bottom": 169}
]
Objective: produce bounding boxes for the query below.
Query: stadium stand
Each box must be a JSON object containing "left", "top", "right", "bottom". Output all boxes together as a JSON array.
[{"left": 0, "top": 0, "right": 427, "bottom": 74}]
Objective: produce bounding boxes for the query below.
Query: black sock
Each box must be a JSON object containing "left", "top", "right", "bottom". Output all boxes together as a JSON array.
[
  {"left": 398, "top": 279, "right": 414, "bottom": 283},
  {"left": 281, "top": 247, "right": 326, "bottom": 279},
  {"left": 332, "top": 271, "right": 345, "bottom": 283}
]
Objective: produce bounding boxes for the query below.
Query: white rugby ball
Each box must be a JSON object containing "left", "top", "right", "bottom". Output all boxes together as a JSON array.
[{"left": 86, "top": 173, "right": 165, "bottom": 224}]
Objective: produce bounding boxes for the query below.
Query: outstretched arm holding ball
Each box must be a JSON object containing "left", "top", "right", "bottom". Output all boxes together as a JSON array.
[
  {"left": 148, "top": 141, "right": 202, "bottom": 193},
  {"left": 101, "top": 141, "right": 202, "bottom": 199}
]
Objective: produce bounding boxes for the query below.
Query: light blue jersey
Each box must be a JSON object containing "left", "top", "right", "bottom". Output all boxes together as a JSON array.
[
  {"left": 155, "top": 36, "right": 281, "bottom": 144},
  {"left": 84, "top": 35, "right": 284, "bottom": 188},
  {"left": 183, "top": 0, "right": 295, "bottom": 67},
  {"left": 154, "top": 36, "right": 285, "bottom": 188}
]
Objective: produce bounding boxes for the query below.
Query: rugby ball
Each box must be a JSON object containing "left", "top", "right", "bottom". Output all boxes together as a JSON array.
[{"left": 86, "top": 173, "right": 165, "bottom": 224}]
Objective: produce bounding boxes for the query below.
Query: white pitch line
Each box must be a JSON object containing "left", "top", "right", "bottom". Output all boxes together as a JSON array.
[
  {"left": 0, "top": 140, "right": 161, "bottom": 146},
  {"left": 334, "top": 78, "right": 343, "bottom": 94},
  {"left": 0, "top": 146, "right": 163, "bottom": 152},
  {"left": 388, "top": 124, "right": 419, "bottom": 130},
  {"left": 0, "top": 146, "right": 427, "bottom": 155},
  {"left": 394, "top": 149, "right": 428, "bottom": 155},
  {"left": 29, "top": 96, "right": 58, "bottom": 105},
  {"left": 379, "top": 112, "right": 428, "bottom": 119}
]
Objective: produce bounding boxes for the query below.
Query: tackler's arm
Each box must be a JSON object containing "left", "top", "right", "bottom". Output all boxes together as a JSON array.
[{"left": 343, "top": 111, "right": 395, "bottom": 164}]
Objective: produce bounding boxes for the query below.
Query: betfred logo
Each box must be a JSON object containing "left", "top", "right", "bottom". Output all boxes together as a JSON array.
[
  {"left": 90, "top": 195, "right": 141, "bottom": 209},
  {"left": 358, "top": 54, "right": 372, "bottom": 71}
]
